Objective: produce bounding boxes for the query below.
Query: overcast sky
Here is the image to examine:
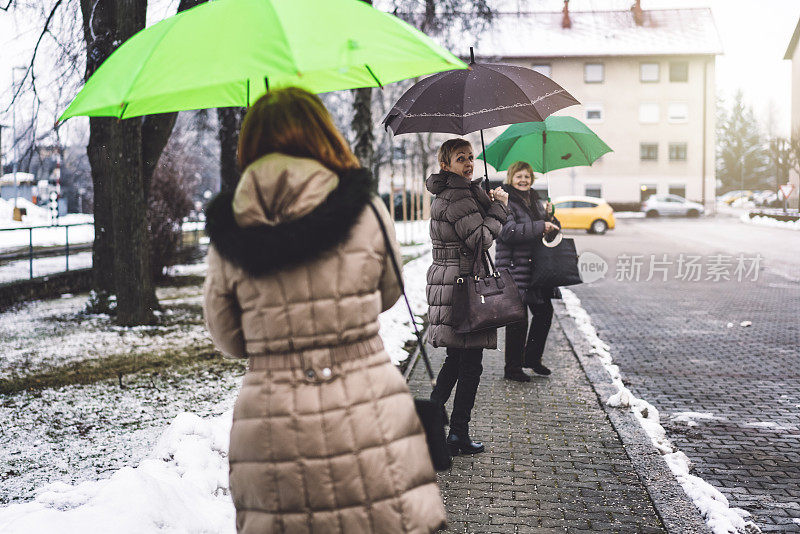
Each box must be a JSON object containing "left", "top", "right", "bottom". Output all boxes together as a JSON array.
[{"left": 1, "top": 0, "right": 799, "bottom": 146}]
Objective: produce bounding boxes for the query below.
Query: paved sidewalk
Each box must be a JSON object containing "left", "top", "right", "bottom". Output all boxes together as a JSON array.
[{"left": 407, "top": 321, "right": 670, "bottom": 533}]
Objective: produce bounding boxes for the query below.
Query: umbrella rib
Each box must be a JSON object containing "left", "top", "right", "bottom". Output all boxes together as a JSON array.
[
  {"left": 364, "top": 64, "right": 383, "bottom": 89},
  {"left": 566, "top": 132, "right": 592, "bottom": 163}
]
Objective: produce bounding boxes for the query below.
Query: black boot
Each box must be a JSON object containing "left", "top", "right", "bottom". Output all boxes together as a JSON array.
[
  {"left": 530, "top": 363, "right": 551, "bottom": 376},
  {"left": 447, "top": 431, "right": 485, "bottom": 455},
  {"left": 504, "top": 369, "right": 532, "bottom": 382}
]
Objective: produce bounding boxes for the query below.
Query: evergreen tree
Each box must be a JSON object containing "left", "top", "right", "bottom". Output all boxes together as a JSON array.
[{"left": 716, "top": 91, "right": 770, "bottom": 191}]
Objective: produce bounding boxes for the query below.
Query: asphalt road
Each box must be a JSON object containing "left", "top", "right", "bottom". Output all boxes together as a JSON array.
[{"left": 567, "top": 213, "right": 800, "bottom": 532}]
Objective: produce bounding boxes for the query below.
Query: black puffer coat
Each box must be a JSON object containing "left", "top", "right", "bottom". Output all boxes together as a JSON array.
[
  {"left": 425, "top": 172, "right": 508, "bottom": 349},
  {"left": 495, "top": 185, "right": 562, "bottom": 305}
]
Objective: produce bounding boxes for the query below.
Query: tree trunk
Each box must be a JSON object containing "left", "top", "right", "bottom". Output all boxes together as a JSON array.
[
  {"left": 86, "top": 117, "right": 115, "bottom": 303},
  {"left": 80, "top": 0, "right": 204, "bottom": 322},
  {"left": 80, "top": 0, "right": 116, "bottom": 309},
  {"left": 352, "top": 0, "right": 374, "bottom": 170},
  {"left": 217, "top": 107, "right": 245, "bottom": 192}
]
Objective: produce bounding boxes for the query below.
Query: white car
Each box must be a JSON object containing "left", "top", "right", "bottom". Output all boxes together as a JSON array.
[{"left": 641, "top": 194, "right": 705, "bottom": 218}]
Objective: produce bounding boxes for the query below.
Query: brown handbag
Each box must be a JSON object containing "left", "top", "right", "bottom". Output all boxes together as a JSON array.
[{"left": 451, "top": 237, "right": 526, "bottom": 334}]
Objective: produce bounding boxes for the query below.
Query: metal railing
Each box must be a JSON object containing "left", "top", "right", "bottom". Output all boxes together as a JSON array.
[{"left": 0, "top": 222, "right": 94, "bottom": 280}]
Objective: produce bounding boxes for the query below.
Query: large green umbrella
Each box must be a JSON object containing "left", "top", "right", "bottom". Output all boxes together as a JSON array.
[
  {"left": 59, "top": 0, "right": 466, "bottom": 121},
  {"left": 478, "top": 116, "right": 612, "bottom": 174}
]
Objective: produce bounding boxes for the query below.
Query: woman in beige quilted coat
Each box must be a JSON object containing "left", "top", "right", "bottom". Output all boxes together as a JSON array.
[{"left": 203, "top": 87, "right": 446, "bottom": 534}]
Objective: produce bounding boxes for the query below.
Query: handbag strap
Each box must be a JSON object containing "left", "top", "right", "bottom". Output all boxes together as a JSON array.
[{"left": 367, "top": 201, "right": 437, "bottom": 385}]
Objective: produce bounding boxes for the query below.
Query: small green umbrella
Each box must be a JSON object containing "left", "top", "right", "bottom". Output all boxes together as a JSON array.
[
  {"left": 59, "top": 0, "right": 466, "bottom": 121},
  {"left": 478, "top": 116, "right": 612, "bottom": 177}
]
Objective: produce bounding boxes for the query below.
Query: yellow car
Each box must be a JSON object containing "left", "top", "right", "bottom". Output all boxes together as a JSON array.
[{"left": 551, "top": 196, "right": 616, "bottom": 235}]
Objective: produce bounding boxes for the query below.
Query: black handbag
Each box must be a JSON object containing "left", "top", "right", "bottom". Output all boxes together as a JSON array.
[
  {"left": 529, "top": 234, "right": 583, "bottom": 288},
  {"left": 368, "top": 202, "right": 452, "bottom": 472},
  {"left": 451, "top": 237, "right": 526, "bottom": 334}
]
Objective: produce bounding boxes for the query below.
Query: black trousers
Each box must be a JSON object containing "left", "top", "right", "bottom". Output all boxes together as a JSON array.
[
  {"left": 430, "top": 347, "right": 483, "bottom": 436},
  {"left": 504, "top": 300, "right": 554, "bottom": 374}
]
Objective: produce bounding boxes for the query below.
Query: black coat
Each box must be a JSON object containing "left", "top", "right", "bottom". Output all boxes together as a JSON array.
[{"left": 494, "top": 185, "right": 562, "bottom": 305}]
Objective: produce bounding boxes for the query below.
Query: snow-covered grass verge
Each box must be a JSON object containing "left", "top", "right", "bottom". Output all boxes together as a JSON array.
[
  {"left": 379, "top": 249, "right": 431, "bottom": 365},
  {"left": 560, "top": 288, "right": 762, "bottom": 534},
  {"left": 740, "top": 212, "right": 800, "bottom": 231},
  {"left": 0, "top": 251, "right": 92, "bottom": 283},
  {"left": 0, "top": 409, "right": 237, "bottom": 533},
  {"left": 0, "top": 357, "right": 244, "bottom": 507},
  {"left": 0, "top": 285, "right": 211, "bottom": 381}
]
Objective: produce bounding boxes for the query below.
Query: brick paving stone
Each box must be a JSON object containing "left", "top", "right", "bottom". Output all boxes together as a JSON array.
[{"left": 407, "top": 322, "right": 666, "bottom": 533}]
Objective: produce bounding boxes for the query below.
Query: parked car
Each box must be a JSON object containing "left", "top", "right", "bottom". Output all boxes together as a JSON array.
[
  {"left": 551, "top": 196, "right": 616, "bottom": 234},
  {"left": 717, "top": 190, "right": 752, "bottom": 205},
  {"left": 641, "top": 194, "right": 704, "bottom": 217}
]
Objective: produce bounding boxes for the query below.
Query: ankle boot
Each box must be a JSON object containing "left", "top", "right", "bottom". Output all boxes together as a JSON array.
[
  {"left": 531, "top": 363, "right": 551, "bottom": 376},
  {"left": 447, "top": 432, "right": 485, "bottom": 455}
]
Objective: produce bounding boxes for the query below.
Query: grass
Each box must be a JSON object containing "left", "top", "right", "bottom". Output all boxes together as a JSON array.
[{"left": 0, "top": 345, "right": 246, "bottom": 396}]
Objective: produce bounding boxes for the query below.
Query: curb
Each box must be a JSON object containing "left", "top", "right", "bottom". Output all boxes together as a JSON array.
[{"left": 553, "top": 300, "right": 712, "bottom": 534}]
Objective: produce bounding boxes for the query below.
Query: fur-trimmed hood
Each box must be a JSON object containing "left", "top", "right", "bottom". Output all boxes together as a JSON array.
[{"left": 205, "top": 153, "right": 375, "bottom": 276}]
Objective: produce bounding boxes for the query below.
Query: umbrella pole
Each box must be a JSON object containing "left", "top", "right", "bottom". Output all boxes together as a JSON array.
[{"left": 480, "top": 129, "right": 490, "bottom": 192}]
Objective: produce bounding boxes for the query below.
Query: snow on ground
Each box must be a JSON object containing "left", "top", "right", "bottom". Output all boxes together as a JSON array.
[
  {"left": 0, "top": 223, "right": 433, "bottom": 526},
  {"left": 614, "top": 211, "right": 646, "bottom": 219},
  {"left": 671, "top": 412, "right": 721, "bottom": 427},
  {"left": 379, "top": 248, "right": 431, "bottom": 365},
  {"left": 0, "top": 251, "right": 92, "bottom": 283},
  {"left": 740, "top": 212, "right": 800, "bottom": 231},
  {"left": 0, "top": 286, "right": 210, "bottom": 378},
  {"left": 561, "top": 288, "right": 762, "bottom": 534}
]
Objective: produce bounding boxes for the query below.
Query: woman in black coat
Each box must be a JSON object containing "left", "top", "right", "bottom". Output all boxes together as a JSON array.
[{"left": 494, "top": 161, "right": 561, "bottom": 382}]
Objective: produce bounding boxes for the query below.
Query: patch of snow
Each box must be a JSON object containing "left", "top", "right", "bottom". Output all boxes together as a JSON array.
[
  {"left": 739, "top": 321, "right": 752, "bottom": 327},
  {"left": 744, "top": 421, "right": 798, "bottom": 432},
  {"left": 0, "top": 251, "right": 93, "bottom": 283},
  {"left": 614, "top": 211, "right": 646, "bottom": 219},
  {"left": 0, "top": 411, "right": 236, "bottom": 533},
  {"left": 561, "top": 288, "right": 761, "bottom": 534},
  {"left": 379, "top": 249, "right": 431, "bottom": 365},
  {"left": 671, "top": 412, "right": 719, "bottom": 427},
  {"left": 741, "top": 213, "right": 800, "bottom": 231}
]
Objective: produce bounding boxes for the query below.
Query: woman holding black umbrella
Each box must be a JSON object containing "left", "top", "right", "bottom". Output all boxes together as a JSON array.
[
  {"left": 425, "top": 138, "right": 509, "bottom": 455},
  {"left": 495, "top": 161, "right": 561, "bottom": 381}
]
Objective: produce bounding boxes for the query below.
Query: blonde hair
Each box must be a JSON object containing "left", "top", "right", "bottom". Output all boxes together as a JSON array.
[
  {"left": 238, "top": 87, "right": 360, "bottom": 174},
  {"left": 505, "top": 161, "right": 535, "bottom": 184},
  {"left": 437, "top": 138, "right": 472, "bottom": 169}
]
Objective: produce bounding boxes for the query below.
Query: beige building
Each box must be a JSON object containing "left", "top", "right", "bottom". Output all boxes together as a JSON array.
[
  {"left": 783, "top": 18, "right": 800, "bottom": 207},
  {"left": 467, "top": 3, "right": 721, "bottom": 208}
]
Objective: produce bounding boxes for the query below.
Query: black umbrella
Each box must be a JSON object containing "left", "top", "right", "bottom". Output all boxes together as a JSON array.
[{"left": 383, "top": 48, "right": 580, "bottom": 188}]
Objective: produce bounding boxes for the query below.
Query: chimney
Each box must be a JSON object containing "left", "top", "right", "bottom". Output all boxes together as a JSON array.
[
  {"left": 631, "top": 0, "right": 644, "bottom": 26},
  {"left": 561, "top": 0, "right": 571, "bottom": 29}
]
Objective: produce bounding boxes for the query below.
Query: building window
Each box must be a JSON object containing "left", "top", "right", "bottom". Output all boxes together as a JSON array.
[
  {"left": 532, "top": 64, "right": 552, "bottom": 77},
  {"left": 668, "top": 103, "right": 689, "bottom": 123},
  {"left": 639, "top": 103, "right": 660, "bottom": 123},
  {"left": 585, "top": 104, "right": 603, "bottom": 122},
  {"left": 669, "top": 143, "right": 687, "bottom": 161},
  {"left": 585, "top": 185, "right": 602, "bottom": 198},
  {"left": 669, "top": 184, "right": 686, "bottom": 198},
  {"left": 640, "top": 184, "right": 657, "bottom": 202},
  {"left": 640, "top": 63, "right": 659, "bottom": 82},
  {"left": 584, "top": 63, "right": 604, "bottom": 83},
  {"left": 640, "top": 143, "right": 658, "bottom": 161},
  {"left": 670, "top": 61, "right": 689, "bottom": 82}
]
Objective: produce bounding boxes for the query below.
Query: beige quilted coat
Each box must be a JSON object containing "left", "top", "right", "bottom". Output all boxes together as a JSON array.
[{"left": 203, "top": 153, "right": 446, "bottom": 533}]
